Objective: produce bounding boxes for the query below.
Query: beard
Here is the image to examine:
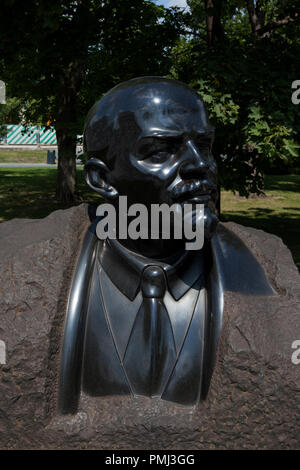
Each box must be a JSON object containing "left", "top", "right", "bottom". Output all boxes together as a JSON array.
[{"left": 164, "top": 202, "right": 218, "bottom": 251}]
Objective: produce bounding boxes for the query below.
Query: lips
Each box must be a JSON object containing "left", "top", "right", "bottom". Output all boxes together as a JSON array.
[{"left": 171, "top": 178, "right": 217, "bottom": 204}]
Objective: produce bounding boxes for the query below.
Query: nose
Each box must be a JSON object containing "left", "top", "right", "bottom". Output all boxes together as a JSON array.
[{"left": 179, "top": 139, "right": 209, "bottom": 178}]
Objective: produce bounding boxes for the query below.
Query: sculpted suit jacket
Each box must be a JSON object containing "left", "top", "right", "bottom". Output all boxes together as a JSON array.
[{"left": 58, "top": 220, "right": 274, "bottom": 414}]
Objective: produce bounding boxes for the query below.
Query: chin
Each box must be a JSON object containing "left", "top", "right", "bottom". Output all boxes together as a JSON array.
[{"left": 180, "top": 201, "right": 219, "bottom": 241}]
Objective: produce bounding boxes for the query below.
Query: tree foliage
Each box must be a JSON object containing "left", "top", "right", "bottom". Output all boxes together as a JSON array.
[
  {"left": 0, "top": 0, "right": 299, "bottom": 200},
  {"left": 0, "top": 0, "right": 182, "bottom": 201},
  {"left": 170, "top": 0, "right": 300, "bottom": 196}
]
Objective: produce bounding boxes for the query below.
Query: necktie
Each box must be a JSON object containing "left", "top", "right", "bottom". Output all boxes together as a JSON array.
[{"left": 123, "top": 265, "right": 177, "bottom": 397}]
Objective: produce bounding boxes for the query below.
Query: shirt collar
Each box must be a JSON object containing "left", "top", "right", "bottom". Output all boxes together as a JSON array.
[{"left": 99, "top": 238, "right": 204, "bottom": 301}]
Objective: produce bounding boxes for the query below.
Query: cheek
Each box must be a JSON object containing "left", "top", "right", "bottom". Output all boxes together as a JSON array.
[
  {"left": 129, "top": 152, "right": 180, "bottom": 183},
  {"left": 107, "top": 152, "right": 179, "bottom": 204},
  {"left": 209, "top": 159, "right": 217, "bottom": 174},
  {"left": 104, "top": 157, "right": 157, "bottom": 202}
]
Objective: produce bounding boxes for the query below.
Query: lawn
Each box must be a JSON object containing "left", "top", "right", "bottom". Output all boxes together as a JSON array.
[
  {"left": 0, "top": 167, "right": 98, "bottom": 220},
  {"left": 0, "top": 149, "right": 48, "bottom": 163},
  {"left": 221, "top": 175, "right": 300, "bottom": 270},
  {"left": 0, "top": 168, "right": 299, "bottom": 270}
]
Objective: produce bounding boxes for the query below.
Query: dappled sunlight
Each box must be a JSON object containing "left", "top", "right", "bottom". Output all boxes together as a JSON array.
[
  {"left": 222, "top": 176, "right": 300, "bottom": 270},
  {"left": 0, "top": 168, "right": 99, "bottom": 221},
  {"left": 0, "top": 170, "right": 299, "bottom": 270}
]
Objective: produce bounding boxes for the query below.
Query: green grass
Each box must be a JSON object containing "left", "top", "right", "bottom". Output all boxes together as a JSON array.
[
  {"left": 0, "top": 167, "right": 99, "bottom": 220},
  {"left": 0, "top": 168, "right": 299, "bottom": 269},
  {"left": 221, "top": 175, "right": 300, "bottom": 270},
  {"left": 0, "top": 149, "right": 48, "bottom": 163}
]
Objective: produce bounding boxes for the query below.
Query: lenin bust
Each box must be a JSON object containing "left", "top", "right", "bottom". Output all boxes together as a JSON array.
[{"left": 58, "top": 77, "right": 274, "bottom": 414}]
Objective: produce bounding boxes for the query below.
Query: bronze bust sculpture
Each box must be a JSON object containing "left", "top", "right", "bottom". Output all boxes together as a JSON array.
[{"left": 58, "top": 77, "right": 274, "bottom": 414}]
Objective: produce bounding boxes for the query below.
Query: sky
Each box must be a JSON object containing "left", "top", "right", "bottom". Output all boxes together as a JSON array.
[{"left": 154, "top": 0, "right": 188, "bottom": 9}]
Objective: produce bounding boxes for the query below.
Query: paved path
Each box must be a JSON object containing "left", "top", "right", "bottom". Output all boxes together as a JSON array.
[
  {"left": 0, "top": 162, "right": 83, "bottom": 168},
  {"left": 0, "top": 163, "right": 57, "bottom": 168}
]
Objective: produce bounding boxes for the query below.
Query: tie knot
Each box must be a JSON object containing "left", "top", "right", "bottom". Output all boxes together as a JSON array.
[{"left": 141, "top": 265, "right": 166, "bottom": 298}]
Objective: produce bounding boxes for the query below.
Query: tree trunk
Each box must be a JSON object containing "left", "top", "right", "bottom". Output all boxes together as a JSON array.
[
  {"left": 246, "top": 1, "right": 298, "bottom": 38},
  {"left": 55, "top": 66, "right": 81, "bottom": 203},
  {"left": 204, "top": 0, "right": 223, "bottom": 46},
  {"left": 246, "top": 0, "right": 265, "bottom": 34},
  {"left": 55, "top": 128, "right": 77, "bottom": 203},
  {"left": 205, "top": 0, "right": 214, "bottom": 46}
]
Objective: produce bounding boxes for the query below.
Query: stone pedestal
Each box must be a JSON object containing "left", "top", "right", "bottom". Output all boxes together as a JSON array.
[{"left": 0, "top": 205, "right": 299, "bottom": 449}]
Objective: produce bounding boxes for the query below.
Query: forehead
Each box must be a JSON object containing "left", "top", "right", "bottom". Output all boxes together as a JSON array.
[
  {"left": 84, "top": 81, "right": 213, "bottom": 155},
  {"left": 134, "top": 84, "right": 210, "bottom": 138},
  {"left": 104, "top": 82, "right": 211, "bottom": 136}
]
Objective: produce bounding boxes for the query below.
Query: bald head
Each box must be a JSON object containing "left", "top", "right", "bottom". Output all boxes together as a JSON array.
[
  {"left": 83, "top": 76, "right": 213, "bottom": 165},
  {"left": 83, "top": 76, "right": 218, "bottom": 239}
]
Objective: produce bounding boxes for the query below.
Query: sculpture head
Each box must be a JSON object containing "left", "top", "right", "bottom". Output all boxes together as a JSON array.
[{"left": 83, "top": 77, "right": 218, "bottom": 253}]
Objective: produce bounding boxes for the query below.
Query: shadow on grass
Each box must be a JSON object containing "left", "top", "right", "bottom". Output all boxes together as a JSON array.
[
  {"left": 0, "top": 168, "right": 99, "bottom": 221},
  {"left": 265, "top": 175, "right": 300, "bottom": 192},
  {"left": 1, "top": 169, "right": 299, "bottom": 271},
  {"left": 221, "top": 208, "right": 300, "bottom": 271}
]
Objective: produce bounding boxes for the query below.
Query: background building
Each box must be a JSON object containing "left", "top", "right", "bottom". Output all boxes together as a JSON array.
[{"left": 0, "top": 125, "right": 57, "bottom": 146}]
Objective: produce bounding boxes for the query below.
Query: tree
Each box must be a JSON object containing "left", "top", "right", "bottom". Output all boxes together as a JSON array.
[
  {"left": 245, "top": 0, "right": 299, "bottom": 37},
  {"left": 170, "top": 0, "right": 300, "bottom": 200},
  {"left": 204, "top": 0, "right": 224, "bottom": 45},
  {"left": 0, "top": 0, "right": 182, "bottom": 202},
  {"left": 0, "top": 97, "right": 23, "bottom": 139}
]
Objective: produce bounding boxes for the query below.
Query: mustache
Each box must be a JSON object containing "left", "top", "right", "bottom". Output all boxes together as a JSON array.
[{"left": 171, "top": 178, "right": 217, "bottom": 201}]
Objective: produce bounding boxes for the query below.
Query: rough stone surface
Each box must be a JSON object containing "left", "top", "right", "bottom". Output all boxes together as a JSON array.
[{"left": 0, "top": 205, "right": 299, "bottom": 449}]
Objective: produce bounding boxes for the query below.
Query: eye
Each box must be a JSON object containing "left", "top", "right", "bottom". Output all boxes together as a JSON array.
[
  {"left": 137, "top": 137, "right": 183, "bottom": 164},
  {"left": 146, "top": 151, "right": 169, "bottom": 164}
]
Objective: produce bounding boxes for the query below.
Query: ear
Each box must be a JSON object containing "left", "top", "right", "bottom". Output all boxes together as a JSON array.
[{"left": 84, "top": 158, "right": 118, "bottom": 200}]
